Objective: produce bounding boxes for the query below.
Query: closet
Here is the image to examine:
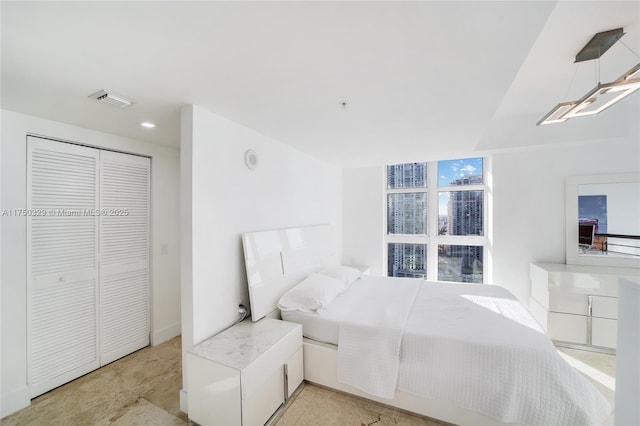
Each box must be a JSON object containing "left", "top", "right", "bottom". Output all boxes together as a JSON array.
[{"left": 27, "top": 136, "right": 150, "bottom": 397}]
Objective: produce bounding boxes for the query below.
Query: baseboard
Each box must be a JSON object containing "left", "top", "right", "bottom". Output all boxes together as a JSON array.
[
  {"left": 151, "top": 322, "right": 181, "bottom": 346},
  {"left": 180, "top": 389, "right": 188, "bottom": 414},
  {"left": 1, "top": 386, "right": 30, "bottom": 418}
]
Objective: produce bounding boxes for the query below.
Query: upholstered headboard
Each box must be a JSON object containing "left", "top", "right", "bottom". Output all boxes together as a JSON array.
[{"left": 241, "top": 224, "right": 337, "bottom": 321}]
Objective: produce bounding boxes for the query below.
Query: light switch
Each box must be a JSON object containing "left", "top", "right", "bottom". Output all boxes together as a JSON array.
[{"left": 161, "top": 244, "right": 168, "bottom": 255}]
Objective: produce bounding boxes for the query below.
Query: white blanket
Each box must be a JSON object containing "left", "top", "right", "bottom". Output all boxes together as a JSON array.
[
  {"left": 336, "top": 280, "right": 612, "bottom": 426},
  {"left": 337, "top": 277, "right": 419, "bottom": 398}
]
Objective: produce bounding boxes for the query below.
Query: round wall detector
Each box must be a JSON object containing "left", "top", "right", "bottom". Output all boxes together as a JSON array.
[{"left": 244, "top": 149, "right": 258, "bottom": 170}]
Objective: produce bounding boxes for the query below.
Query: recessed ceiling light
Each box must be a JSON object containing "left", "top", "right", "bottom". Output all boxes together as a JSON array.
[{"left": 140, "top": 122, "right": 157, "bottom": 128}]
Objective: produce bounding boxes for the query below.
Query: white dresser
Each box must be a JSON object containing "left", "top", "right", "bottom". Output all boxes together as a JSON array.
[
  {"left": 529, "top": 262, "right": 640, "bottom": 352},
  {"left": 187, "top": 318, "right": 303, "bottom": 426}
]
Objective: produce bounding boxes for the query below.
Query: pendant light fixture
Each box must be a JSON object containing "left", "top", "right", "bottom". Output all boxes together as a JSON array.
[{"left": 537, "top": 28, "right": 640, "bottom": 125}]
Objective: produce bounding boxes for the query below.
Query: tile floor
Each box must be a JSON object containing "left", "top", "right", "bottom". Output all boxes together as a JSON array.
[
  {"left": 1, "top": 337, "right": 616, "bottom": 426},
  {"left": 273, "top": 384, "right": 445, "bottom": 426},
  {"left": 2, "top": 336, "right": 186, "bottom": 426}
]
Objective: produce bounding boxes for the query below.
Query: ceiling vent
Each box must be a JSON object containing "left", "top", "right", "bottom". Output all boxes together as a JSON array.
[{"left": 88, "top": 90, "right": 134, "bottom": 108}]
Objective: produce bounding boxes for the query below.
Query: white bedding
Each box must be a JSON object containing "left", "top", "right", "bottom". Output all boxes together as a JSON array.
[
  {"left": 281, "top": 275, "right": 411, "bottom": 345},
  {"left": 399, "top": 282, "right": 610, "bottom": 426},
  {"left": 337, "top": 277, "right": 419, "bottom": 399},
  {"left": 284, "top": 276, "right": 611, "bottom": 426}
]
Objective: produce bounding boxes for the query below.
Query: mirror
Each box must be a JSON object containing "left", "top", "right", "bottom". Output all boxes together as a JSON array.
[{"left": 566, "top": 172, "right": 640, "bottom": 268}]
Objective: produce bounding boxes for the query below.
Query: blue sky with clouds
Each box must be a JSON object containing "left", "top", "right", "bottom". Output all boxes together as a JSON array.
[
  {"left": 438, "top": 158, "right": 483, "bottom": 215},
  {"left": 438, "top": 157, "right": 483, "bottom": 186}
]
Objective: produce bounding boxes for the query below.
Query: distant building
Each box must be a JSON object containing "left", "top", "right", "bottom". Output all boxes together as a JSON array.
[
  {"left": 443, "top": 174, "right": 483, "bottom": 282},
  {"left": 449, "top": 174, "right": 482, "bottom": 186},
  {"left": 388, "top": 243, "right": 426, "bottom": 278},
  {"left": 387, "top": 163, "right": 427, "bottom": 278},
  {"left": 447, "top": 176, "right": 483, "bottom": 236},
  {"left": 387, "top": 163, "right": 426, "bottom": 189}
]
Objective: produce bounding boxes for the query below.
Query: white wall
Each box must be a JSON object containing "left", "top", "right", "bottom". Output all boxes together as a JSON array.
[
  {"left": 180, "top": 105, "right": 342, "bottom": 409},
  {"left": 342, "top": 138, "right": 639, "bottom": 304},
  {"left": 0, "top": 109, "right": 181, "bottom": 417},
  {"left": 342, "top": 167, "right": 385, "bottom": 275},
  {"left": 492, "top": 138, "right": 639, "bottom": 303}
]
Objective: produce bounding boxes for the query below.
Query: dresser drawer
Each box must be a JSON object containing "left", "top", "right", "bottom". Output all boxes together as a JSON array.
[
  {"left": 549, "top": 292, "right": 587, "bottom": 316},
  {"left": 242, "top": 325, "right": 302, "bottom": 399},
  {"left": 592, "top": 318, "right": 617, "bottom": 349},
  {"left": 591, "top": 296, "right": 618, "bottom": 319},
  {"left": 286, "top": 347, "right": 304, "bottom": 398},
  {"left": 187, "top": 353, "right": 241, "bottom": 426},
  {"left": 548, "top": 312, "right": 588, "bottom": 344},
  {"left": 242, "top": 366, "right": 284, "bottom": 426}
]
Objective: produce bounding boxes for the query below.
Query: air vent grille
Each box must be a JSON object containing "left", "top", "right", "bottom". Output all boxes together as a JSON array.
[{"left": 88, "top": 90, "right": 133, "bottom": 109}]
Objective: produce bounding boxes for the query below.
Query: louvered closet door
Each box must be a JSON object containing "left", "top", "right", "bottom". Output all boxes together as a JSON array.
[
  {"left": 27, "top": 136, "right": 100, "bottom": 398},
  {"left": 99, "top": 150, "right": 150, "bottom": 364}
]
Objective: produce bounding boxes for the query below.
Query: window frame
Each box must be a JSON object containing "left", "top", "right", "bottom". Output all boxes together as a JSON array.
[{"left": 384, "top": 158, "right": 490, "bottom": 283}]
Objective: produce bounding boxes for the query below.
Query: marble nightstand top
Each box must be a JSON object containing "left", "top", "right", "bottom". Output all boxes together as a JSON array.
[{"left": 190, "top": 318, "right": 301, "bottom": 370}]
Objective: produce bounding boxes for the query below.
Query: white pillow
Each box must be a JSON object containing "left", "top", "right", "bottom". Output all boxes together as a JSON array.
[
  {"left": 277, "top": 273, "right": 346, "bottom": 313},
  {"left": 319, "top": 265, "right": 362, "bottom": 286}
]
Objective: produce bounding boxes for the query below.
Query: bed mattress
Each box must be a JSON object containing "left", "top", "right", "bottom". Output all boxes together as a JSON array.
[{"left": 280, "top": 310, "right": 340, "bottom": 345}]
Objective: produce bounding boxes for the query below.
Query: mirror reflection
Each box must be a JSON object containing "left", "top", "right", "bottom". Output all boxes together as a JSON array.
[{"left": 577, "top": 181, "right": 640, "bottom": 258}]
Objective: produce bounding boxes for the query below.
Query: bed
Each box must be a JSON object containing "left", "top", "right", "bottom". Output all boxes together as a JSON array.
[{"left": 241, "top": 225, "right": 611, "bottom": 426}]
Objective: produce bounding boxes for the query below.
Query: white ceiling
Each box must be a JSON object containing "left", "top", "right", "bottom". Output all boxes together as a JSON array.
[{"left": 2, "top": 1, "right": 639, "bottom": 168}]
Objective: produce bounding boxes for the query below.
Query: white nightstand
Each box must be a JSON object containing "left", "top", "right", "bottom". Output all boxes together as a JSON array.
[{"left": 187, "top": 318, "right": 303, "bottom": 426}]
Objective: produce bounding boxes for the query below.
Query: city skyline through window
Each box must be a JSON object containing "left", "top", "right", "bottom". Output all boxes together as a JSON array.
[{"left": 386, "top": 158, "right": 487, "bottom": 283}]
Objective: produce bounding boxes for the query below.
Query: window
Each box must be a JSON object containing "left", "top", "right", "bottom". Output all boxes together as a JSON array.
[
  {"left": 388, "top": 243, "right": 426, "bottom": 278},
  {"left": 387, "top": 193, "right": 426, "bottom": 235},
  {"left": 385, "top": 158, "right": 489, "bottom": 283}
]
